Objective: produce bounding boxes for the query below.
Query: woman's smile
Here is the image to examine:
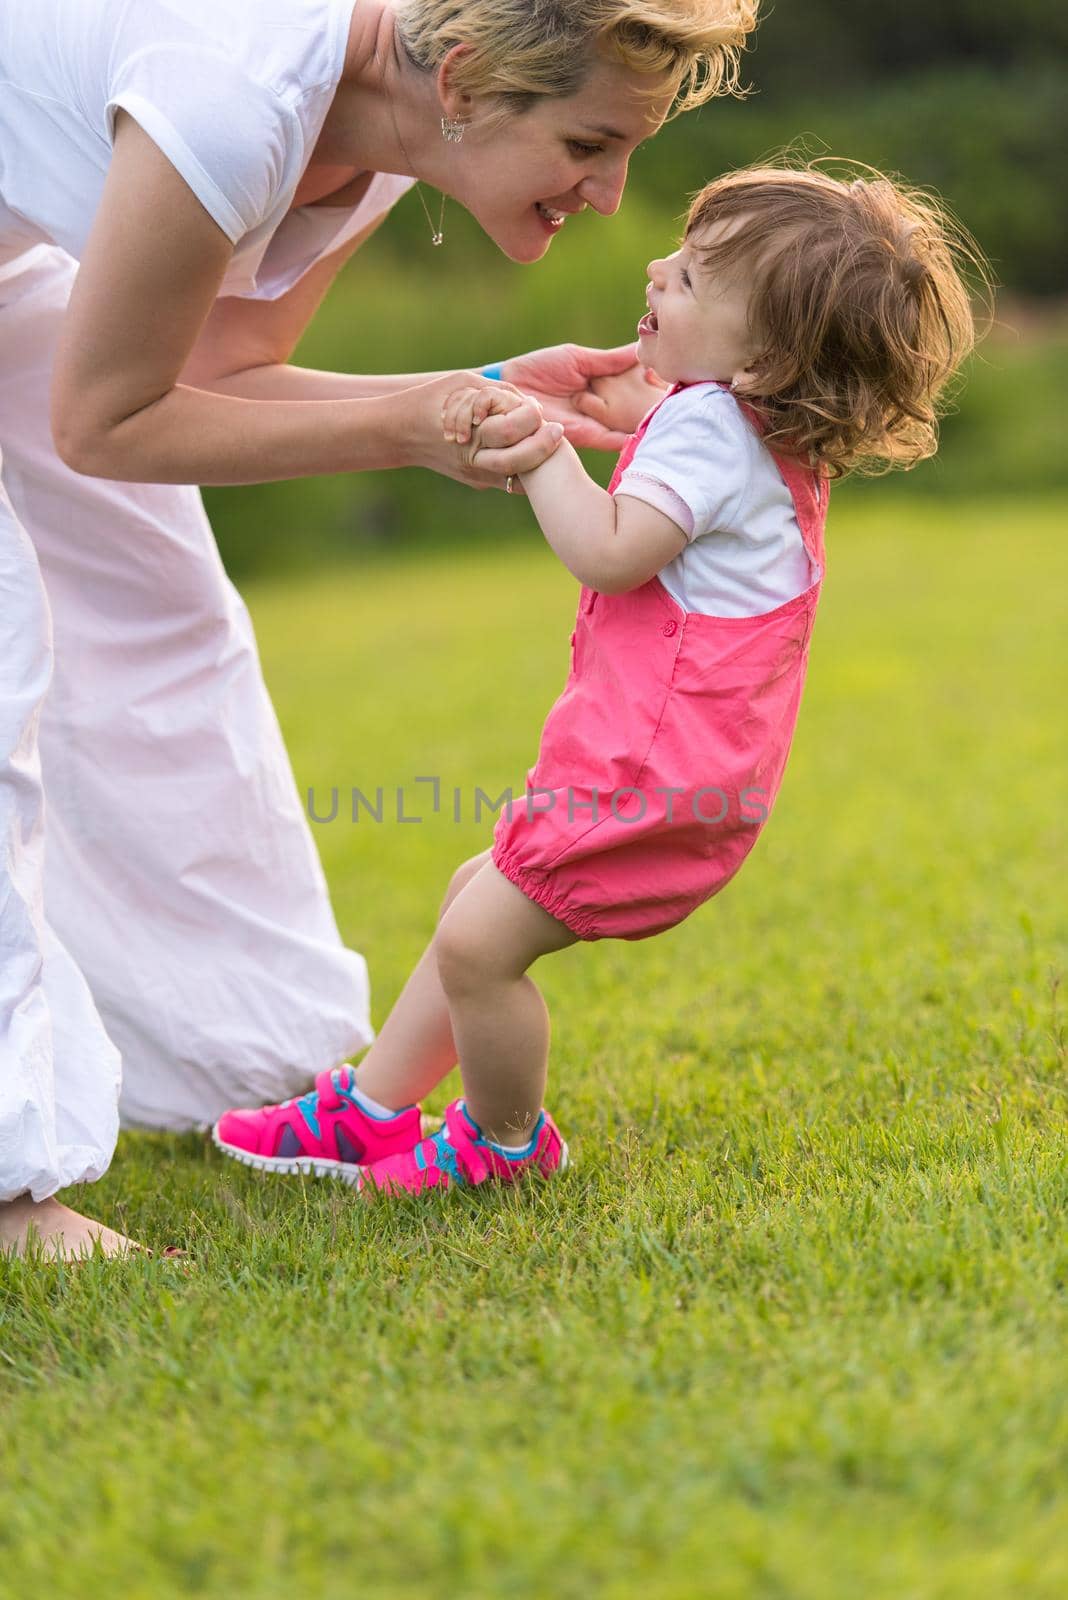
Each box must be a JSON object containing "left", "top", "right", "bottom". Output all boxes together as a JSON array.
[{"left": 535, "top": 200, "right": 576, "bottom": 230}]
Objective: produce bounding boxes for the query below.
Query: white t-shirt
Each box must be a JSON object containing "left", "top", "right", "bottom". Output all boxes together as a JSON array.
[
  {"left": 0, "top": 0, "right": 413, "bottom": 297},
  {"left": 616, "top": 382, "right": 819, "bottom": 618}
]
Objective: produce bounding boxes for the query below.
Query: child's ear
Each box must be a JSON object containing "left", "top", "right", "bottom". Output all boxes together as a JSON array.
[{"left": 729, "top": 367, "right": 759, "bottom": 396}]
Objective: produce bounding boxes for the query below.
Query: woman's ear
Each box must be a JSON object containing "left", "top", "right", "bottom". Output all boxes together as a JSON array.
[{"left": 436, "top": 42, "right": 477, "bottom": 123}]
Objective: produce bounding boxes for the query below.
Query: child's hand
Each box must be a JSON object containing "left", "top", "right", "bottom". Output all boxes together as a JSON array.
[
  {"left": 441, "top": 382, "right": 540, "bottom": 446},
  {"left": 441, "top": 384, "right": 563, "bottom": 487}
]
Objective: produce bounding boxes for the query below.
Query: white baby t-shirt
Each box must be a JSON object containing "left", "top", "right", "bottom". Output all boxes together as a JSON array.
[{"left": 615, "top": 383, "right": 818, "bottom": 618}]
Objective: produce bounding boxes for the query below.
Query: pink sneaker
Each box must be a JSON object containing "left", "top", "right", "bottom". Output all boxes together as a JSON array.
[
  {"left": 212, "top": 1065, "right": 423, "bottom": 1184},
  {"left": 356, "top": 1097, "right": 569, "bottom": 1195}
]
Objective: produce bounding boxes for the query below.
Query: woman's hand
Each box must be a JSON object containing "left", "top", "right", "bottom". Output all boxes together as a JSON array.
[
  {"left": 499, "top": 343, "right": 670, "bottom": 450},
  {"left": 573, "top": 362, "right": 672, "bottom": 438},
  {"left": 403, "top": 372, "right": 562, "bottom": 490}
]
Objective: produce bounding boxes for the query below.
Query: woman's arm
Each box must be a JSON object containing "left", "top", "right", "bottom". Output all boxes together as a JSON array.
[
  {"left": 180, "top": 213, "right": 492, "bottom": 399},
  {"left": 177, "top": 211, "right": 394, "bottom": 390},
  {"left": 51, "top": 113, "right": 555, "bottom": 487},
  {"left": 180, "top": 193, "right": 658, "bottom": 444},
  {"left": 182, "top": 229, "right": 656, "bottom": 439}
]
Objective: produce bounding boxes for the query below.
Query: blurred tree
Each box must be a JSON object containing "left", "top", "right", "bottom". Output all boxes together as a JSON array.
[
  {"left": 739, "top": 0, "right": 1068, "bottom": 94},
  {"left": 635, "top": 62, "right": 1067, "bottom": 294},
  {"left": 376, "top": 2, "right": 1068, "bottom": 294}
]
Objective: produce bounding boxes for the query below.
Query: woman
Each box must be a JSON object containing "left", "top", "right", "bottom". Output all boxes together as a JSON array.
[{"left": 0, "top": 0, "right": 756, "bottom": 1258}]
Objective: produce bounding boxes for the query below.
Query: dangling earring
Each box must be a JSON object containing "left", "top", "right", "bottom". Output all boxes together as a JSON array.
[{"left": 441, "top": 115, "right": 467, "bottom": 143}]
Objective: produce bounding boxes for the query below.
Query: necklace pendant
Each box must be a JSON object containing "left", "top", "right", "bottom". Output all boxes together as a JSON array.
[{"left": 432, "top": 231, "right": 443, "bottom": 246}]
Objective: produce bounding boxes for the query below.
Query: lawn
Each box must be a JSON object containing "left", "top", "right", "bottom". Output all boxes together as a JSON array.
[{"left": 1, "top": 493, "right": 1065, "bottom": 1599}]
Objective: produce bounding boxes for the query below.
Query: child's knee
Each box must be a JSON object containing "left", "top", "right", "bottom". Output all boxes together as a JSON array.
[
  {"left": 434, "top": 901, "right": 499, "bottom": 996},
  {"left": 438, "top": 848, "right": 493, "bottom": 920}
]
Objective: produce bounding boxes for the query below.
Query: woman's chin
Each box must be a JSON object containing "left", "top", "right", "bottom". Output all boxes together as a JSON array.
[
  {"left": 481, "top": 207, "right": 565, "bottom": 264},
  {"left": 497, "top": 230, "right": 556, "bottom": 265}
]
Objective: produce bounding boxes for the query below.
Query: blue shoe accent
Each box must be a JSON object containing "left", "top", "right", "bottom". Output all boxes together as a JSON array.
[
  {"left": 425, "top": 1127, "right": 466, "bottom": 1186},
  {"left": 485, "top": 1111, "right": 546, "bottom": 1162},
  {"left": 292, "top": 1068, "right": 410, "bottom": 1142},
  {"left": 295, "top": 1088, "right": 321, "bottom": 1139}
]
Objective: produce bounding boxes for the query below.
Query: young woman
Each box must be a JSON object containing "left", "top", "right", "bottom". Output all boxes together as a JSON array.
[{"left": 0, "top": 0, "right": 756, "bottom": 1257}]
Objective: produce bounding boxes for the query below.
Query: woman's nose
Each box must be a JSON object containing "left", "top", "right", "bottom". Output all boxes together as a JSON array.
[{"left": 578, "top": 157, "right": 629, "bottom": 217}]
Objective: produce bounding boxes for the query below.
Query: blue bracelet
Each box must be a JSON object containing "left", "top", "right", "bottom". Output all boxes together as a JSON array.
[{"left": 479, "top": 362, "right": 505, "bottom": 381}]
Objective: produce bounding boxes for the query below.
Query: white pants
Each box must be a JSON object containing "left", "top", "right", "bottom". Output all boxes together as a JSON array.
[{"left": 0, "top": 245, "right": 373, "bottom": 1201}]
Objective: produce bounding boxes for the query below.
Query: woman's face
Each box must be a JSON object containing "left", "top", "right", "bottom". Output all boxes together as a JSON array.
[{"left": 452, "top": 57, "right": 676, "bottom": 263}]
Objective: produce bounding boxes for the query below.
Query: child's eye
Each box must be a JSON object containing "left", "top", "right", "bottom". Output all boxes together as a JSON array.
[
  {"left": 567, "top": 140, "right": 603, "bottom": 157},
  {"left": 680, "top": 268, "right": 692, "bottom": 288}
]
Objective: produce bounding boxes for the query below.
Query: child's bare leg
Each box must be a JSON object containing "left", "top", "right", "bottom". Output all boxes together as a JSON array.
[
  {"left": 353, "top": 849, "right": 494, "bottom": 1109},
  {"left": 0, "top": 1194, "right": 140, "bottom": 1261},
  {"left": 434, "top": 864, "right": 577, "bottom": 1144}
]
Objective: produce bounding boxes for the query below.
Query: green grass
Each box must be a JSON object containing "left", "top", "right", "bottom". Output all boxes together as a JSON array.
[{"left": 2, "top": 493, "right": 1066, "bottom": 1598}]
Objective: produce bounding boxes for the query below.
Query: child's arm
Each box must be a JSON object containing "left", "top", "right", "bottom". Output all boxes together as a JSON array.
[
  {"left": 446, "top": 384, "right": 688, "bottom": 594},
  {"left": 519, "top": 438, "right": 688, "bottom": 594}
]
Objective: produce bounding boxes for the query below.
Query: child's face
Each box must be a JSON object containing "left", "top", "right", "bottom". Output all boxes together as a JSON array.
[{"left": 637, "top": 220, "right": 760, "bottom": 388}]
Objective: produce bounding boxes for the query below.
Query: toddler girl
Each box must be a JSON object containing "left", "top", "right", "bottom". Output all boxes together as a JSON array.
[{"left": 213, "top": 162, "right": 985, "bottom": 1193}]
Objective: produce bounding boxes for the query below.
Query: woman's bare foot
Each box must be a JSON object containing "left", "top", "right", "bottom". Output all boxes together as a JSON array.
[{"left": 0, "top": 1194, "right": 142, "bottom": 1261}]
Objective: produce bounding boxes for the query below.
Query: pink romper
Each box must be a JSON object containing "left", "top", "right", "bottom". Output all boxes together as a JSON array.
[{"left": 491, "top": 379, "right": 829, "bottom": 942}]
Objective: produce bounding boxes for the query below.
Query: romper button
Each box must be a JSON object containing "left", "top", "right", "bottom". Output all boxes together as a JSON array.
[{"left": 661, "top": 619, "right": 678, "bottom": 637}]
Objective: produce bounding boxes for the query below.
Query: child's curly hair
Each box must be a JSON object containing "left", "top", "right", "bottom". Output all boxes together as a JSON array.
[{"left": 685, "top": 159, "right": 993, "bottom": 478}]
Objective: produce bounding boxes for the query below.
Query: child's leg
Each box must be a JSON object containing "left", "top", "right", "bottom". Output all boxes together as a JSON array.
[
  {"left": 352, "top": 849, "right": 494, "bottom": 1109},
  {"left": 434, "top": 863, "right": 578, "bottom": 1145}
]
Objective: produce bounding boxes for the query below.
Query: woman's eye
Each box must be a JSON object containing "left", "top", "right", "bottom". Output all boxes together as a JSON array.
[
  {"left": 567, "top": 140, "right": 603, "bottom": 157},
  {"left": 680, "top": 269, "right": 692, "bottom": 287}
]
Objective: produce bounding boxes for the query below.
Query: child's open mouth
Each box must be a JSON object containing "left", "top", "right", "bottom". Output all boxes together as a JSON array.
[{"left": 637, "top": 310, "right": 658, "bottom": 335}]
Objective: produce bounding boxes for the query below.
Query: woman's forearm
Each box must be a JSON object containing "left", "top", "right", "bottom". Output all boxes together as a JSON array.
[
  {"left": 194, "top": 363, "right": 489, "bottom": 404},
  {"left": 59, "top": 383, "right": 415, "bottom": 486}
]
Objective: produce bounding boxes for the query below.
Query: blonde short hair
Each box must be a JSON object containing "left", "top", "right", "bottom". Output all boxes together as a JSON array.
[{"left": 394, "top": 1, "right": 758, "bottom": 121}]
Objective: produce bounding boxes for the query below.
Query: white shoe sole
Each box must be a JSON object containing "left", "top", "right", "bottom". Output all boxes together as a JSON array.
[
  {"left": 212, "top": 1126, "right": 571, "bottom": 1185},
  {"left": 211, "top": 1125, "right": 364, "bottom": 1185}
]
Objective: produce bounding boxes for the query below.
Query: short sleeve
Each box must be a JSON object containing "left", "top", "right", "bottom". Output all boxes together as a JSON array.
[
  {"left": 615, "top": 385, "right": 752, "bottom": 543},
  {"left": 106, "top": 46, "right": 302, "bottom": 243}
]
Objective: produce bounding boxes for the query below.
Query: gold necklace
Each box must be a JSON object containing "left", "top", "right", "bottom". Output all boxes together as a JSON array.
[
  {"left": 387, "top": 97, "right": 446, "bottom": 246},
  {"left": 414, "top": 184, "right": 446, "bottom": 247}
]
